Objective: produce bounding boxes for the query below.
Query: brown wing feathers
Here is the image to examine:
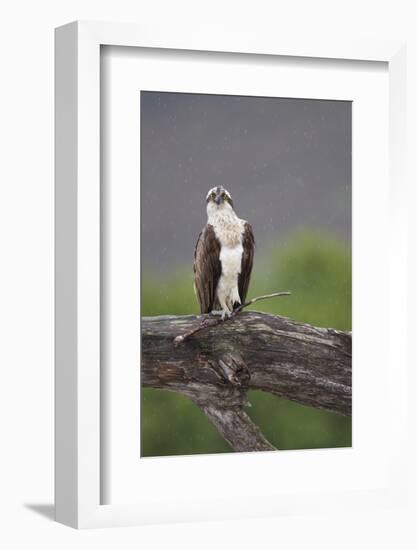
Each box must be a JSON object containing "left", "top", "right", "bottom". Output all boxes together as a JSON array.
[
  {"left": 238, "top": 222, "right": 255, "bottom": 306},
  {"left": 193, "top": 225, "right": 221, "bottom": 313}
]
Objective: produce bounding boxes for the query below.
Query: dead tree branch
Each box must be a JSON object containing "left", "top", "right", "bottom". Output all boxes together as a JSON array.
[{"left": 141, "top": 311, "right": 352, "bottom": 452}]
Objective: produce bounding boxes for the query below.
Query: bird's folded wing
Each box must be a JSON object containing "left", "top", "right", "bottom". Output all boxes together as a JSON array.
[
  {"left": 238, "top": 222, "right": 255, "bottom": 305},
  {"left": 193, "top": 224, "right": 221, "bottom": 313}
]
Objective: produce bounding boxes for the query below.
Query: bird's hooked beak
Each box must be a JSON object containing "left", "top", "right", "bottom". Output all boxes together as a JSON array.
[{"left": 214, "top": 192, "right": 224, "bottom": 205}]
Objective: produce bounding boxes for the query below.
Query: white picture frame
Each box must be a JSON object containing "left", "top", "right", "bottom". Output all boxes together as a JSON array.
[{"left": 55, "top": 21, "right": 407, "bottom": 529}]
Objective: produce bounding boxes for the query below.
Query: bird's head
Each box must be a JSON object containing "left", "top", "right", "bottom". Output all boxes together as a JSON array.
[{"left": 206, "top": 186, "right": 234, "bottom": 215}]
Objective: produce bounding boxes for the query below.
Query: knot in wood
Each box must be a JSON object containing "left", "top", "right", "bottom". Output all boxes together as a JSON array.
[{"left": 215, "top": 352, "right": 250, "bottom": 388}]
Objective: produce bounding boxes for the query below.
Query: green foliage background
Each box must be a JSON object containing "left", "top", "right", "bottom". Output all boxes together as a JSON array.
[{"left": 141, "top": 231, "right": 352, "bottom": 456}]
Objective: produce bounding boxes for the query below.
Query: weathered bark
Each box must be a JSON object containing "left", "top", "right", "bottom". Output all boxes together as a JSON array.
[
  {"left": 141, "top": 311, "right": 351, "bottom": 452},
  {"left": 201, "top": 405, "right": 276, "bottom": 452}
]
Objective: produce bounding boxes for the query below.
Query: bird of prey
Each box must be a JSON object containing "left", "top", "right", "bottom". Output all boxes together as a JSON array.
[{"left": 194, "top": 186, "right": 255, "bottom": 319}]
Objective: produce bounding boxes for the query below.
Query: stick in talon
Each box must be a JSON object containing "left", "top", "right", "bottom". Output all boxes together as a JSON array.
[{"left": 173, "top": 291, "right": 291, "bottom": 344}]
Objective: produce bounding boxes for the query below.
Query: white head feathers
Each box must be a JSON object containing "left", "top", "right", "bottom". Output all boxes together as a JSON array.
[{"left": 205, "top": 186, "right": 233, "bottom": 202}]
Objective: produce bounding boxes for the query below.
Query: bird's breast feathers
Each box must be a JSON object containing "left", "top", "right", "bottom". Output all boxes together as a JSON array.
[
  {"left": 219, "top": 243, "right": 244, "bottom": 280},
  {"left": 210, "top": 214, "right": 246, "bottom": 307},
  {"left": 211, "top": 216, "right": 245, "bottom": 276},
  {"left": 211, "top": 214, "right": 245, "bottom": 248}
]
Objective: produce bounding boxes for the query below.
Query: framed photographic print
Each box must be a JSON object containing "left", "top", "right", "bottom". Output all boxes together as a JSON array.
[{"left": 55, "top": 22, "right": 407, "bottom": 528}]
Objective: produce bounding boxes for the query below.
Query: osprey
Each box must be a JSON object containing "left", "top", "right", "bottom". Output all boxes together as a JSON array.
[{"left": 194, "top": 186, "right": 255, "bottom": 318}]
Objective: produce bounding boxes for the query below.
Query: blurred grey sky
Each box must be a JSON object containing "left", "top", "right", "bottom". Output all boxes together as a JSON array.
[{"left": 141, "top": 92, "right": 351, "bottom": 272}]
